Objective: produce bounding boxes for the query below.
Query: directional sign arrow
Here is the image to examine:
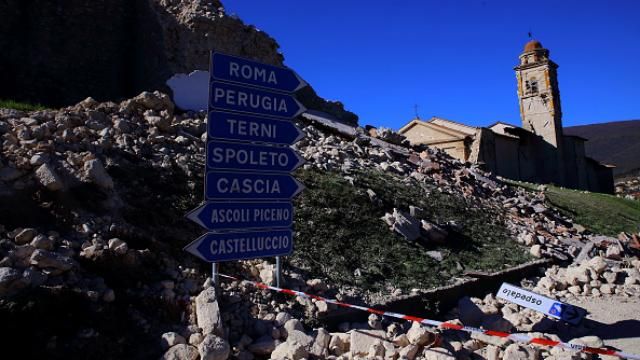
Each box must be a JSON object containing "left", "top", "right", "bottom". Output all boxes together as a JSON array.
[
  {"left": 184, "top": 229, "right": 294, "bottom": 262},
  {"left": 206, "top": 141, "right": 305, "bottom": 173},
  {"left": 185, "top": 201, "right": 294, "bottom": 231},
  {"left": 205, "top": 171, "right": 305, "bottom": 200},
  {"left": 209, "top": 81, "right": 306, "bottom": 119},
  {"left": 208, "top": 111, "right": 305, "bottom": 145},
  {"left": 211, "top": 52, "right": 307, "bottom": 93}
]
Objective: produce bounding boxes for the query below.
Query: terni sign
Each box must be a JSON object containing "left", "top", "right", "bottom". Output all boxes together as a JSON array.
[
  {"left": 208, "top": 111, "right": 304, "bottom": 145},
  {"left": 185, "top": 51, "right": 306, "bottom": 264}
]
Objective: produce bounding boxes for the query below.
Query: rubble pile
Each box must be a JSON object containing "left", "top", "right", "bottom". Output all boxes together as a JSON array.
[
  {"left": 165, "top": 250, "right": 640, "bottom": 360},
  {"left": 1, "top": 93, "right": 638, "bottom": 358},
  {"left": 615, "top": 175, "right": 640, "bottom": 200}
]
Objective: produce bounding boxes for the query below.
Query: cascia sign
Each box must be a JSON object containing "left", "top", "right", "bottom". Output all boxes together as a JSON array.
[{"left": 205, "top": 171, "right": 304, "bottom": 201}]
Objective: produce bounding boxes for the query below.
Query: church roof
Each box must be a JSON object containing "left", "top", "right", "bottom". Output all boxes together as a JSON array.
[
  {"left": 398, "top": 119, "right": 474, "bottom": 141},
  {"left": 427, "top": 117, "right": 478, "bottom": 136},
  {"left": 524, "top": 39, "right": 543, "bottom": 52}
]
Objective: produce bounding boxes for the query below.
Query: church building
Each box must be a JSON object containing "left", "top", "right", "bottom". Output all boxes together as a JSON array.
[{"left": 399, "top": 40, "right": 614, "bottom": 193}]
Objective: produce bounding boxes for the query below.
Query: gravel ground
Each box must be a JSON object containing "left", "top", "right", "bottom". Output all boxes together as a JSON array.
[{"left": 571, "top": 295, "right": 640, "bottom": 357}]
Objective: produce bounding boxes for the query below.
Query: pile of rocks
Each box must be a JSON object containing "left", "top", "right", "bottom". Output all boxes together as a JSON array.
[
  {"left": 0, "top": 226, "right": 116, "bottom": 302},
  {"left": 2, "top": 92, "right": 636, "bottom": 358},
  {"left": 298, "top": 111, "right": 638, "bottom": 274},
  {"left": 615, "top": 175, "right": 640, "bottom": 200},
  {"left": 381, "top": 208, "right": 449, "bottom": 246},
  {"left": 439, "top": 293, "right": 608, "bottom": 360},
  {"left": 168, "top": 279, "right": 457, "bottom": 360},
  {"left": 533, "top": 256, "right": 640, "bottom": 299}
]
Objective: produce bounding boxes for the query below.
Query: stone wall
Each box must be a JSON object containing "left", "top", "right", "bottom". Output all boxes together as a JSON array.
[
  {"left": 0, "top": 0, "right": 358, "bottom": 125},
  {"left": 475, "top": 128, "right": 613, "bottom": 193},
  {"left": 0, "top": 0, "right": 170, "bottom": 107}
]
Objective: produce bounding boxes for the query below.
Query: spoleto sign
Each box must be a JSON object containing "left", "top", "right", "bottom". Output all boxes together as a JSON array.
[
  {"left": 207, "top": 141, "right": 305, "bottom": 173},
  {"left": 497, "top": 283, "right": 586, "bottom": 325},
  {"left": 185, "top": 51, "right": 306, "bottom": 264}
]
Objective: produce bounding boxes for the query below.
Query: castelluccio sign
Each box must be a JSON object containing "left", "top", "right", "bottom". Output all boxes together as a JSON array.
[
  {"left": 185, "top": 229, "right": 294, "bottom": 262},
  {"left": 184, "top": 51, "right": 307, "bottom": 264}
]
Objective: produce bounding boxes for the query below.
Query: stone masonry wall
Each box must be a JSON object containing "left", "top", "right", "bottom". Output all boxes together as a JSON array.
[{"left": 0, "top": 0, "right": 358, "bottom": 125}]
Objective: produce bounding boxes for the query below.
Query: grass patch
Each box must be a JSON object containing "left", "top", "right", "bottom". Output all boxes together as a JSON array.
[
  {"left": 291, "top": 168, "right": 531, "bottom": 293},
  {"left": 507, "top": 180, "right": 640, "bottom": 236},
  {"left": 0, "top": 99, "right": 45, "bottom": 111}
]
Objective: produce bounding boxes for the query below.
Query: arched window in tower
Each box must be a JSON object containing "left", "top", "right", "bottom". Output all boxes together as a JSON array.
[
  {"left": 530, "top": 79, "right": 539, "bottom": 94},
  {"left": 525, "top": 80, "right": 531, "bottom": 93}
]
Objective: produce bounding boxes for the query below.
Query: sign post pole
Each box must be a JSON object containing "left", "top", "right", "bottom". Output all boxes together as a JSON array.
[
  {"left": 276, "top": 256, "right": 282, "bottom": 288},
  {"left": 212, "top": 262, "right": 218, "bottom": 286}
]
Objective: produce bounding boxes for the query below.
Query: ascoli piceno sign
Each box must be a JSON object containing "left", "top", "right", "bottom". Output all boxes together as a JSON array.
[
  {"left": 185, "top": 51, "right": 306, "bottom": 264},
  {"left": 186, "top": 202, "right": 293, "bottom": 231},
  {"left": 497, "top": 283, "right": 587, "bottom": 325}
]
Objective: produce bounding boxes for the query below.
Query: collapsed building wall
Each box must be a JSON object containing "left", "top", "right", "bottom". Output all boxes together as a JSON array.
[{"left": 0, "top": 0, "right": 358, "bottom": 125}]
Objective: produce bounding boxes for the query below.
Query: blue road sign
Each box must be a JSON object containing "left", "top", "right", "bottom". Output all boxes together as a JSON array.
[
  {"left": 208, "top": 111, "right": 305, "bottom": 145},
  {"left": 186, "top": 202, "right": 294, "bottom": 231},
  {"left": 210, "top": 81, "right": 306, "bottom": 119},
  {"left": 211, "top": 52, "right": 307, "bottom": 93},
  {"left": 207, "top": 141, "right": 305, "bottom": 173},
  {"left": 184, "top": 229, "right": 294, "bottom": 262},
  {"left": 205, "top": 171, "right": 304, "bottom": 200}
]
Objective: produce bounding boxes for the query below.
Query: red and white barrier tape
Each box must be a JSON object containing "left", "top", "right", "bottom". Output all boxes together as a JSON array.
[{"left": 218, "top": 273, "right": 640, "bottom": 359}]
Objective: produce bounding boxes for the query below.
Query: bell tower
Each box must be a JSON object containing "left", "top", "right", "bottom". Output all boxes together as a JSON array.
[{"left": 515, "top": 40, "right": 563, "bottom": 147}]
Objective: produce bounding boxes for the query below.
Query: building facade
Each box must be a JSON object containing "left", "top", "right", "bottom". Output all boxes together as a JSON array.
[{"left": 399, "top": 40, "right": 614, "bottom": 193}]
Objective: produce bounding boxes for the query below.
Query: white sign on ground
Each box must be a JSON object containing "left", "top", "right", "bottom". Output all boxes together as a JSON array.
[{"left": 497, "top": 283, "right": 587, "bottom": 325}]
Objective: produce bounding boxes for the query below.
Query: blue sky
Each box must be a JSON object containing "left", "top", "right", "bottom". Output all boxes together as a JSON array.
[{"left": 225, "top": 0, "right": 640, "bottom": 130}]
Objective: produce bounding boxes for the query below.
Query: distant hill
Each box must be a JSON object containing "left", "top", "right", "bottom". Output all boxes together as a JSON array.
[{"left": 565, "top": 119, "right": 640, "bottom": 176}]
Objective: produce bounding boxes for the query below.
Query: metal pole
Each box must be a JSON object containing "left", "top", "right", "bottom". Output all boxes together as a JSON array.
[
  {"left": 276, "top": 256, "right": 282, "bottom": 288},
  {"left": 211, "top": 262, "right": 218, "bottom": 287}
]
